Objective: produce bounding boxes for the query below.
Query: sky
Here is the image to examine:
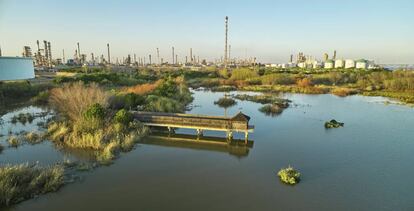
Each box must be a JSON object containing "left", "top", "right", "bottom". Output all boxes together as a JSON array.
[{"left": 0, "top": 0, "right": 413, "bottom": 64}]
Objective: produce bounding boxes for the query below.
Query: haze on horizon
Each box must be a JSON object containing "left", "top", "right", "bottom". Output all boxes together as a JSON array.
[{"left": 0, "top": 0, "right": 413, "bottom": 64}]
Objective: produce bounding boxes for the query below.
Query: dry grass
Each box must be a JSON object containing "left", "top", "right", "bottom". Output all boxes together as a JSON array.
[
  {"left": 49, "top": 82, "right": 109, "bottom": 121},
  {"left": 332, "top": 88, "right": 358, "bottom": 97},
  {"left": 296, "top": 78, "right": 313, "bottom": 88},
  {"left": 122, "top": 80, "right": 162, "bottom": 95}
]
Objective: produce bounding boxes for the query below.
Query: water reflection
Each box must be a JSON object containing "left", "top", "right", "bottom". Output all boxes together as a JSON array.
[{"left": 140, "top": 132, "right": 254, "bottom": 158}]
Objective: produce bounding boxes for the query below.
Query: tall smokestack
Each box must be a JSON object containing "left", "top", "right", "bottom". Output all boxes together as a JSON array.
[
  {"left": 107, "top": 43, "right": 111, "bottom": 64},
  {"left": 224, "top": 16, "right": 229, "bottom": 68},
  {"left": 176, "top": 55, "right": 178, "bottom": 65},
  {"left": 43, "top": 40, "right": 48, "bottom": 60},
  {"left": 77, "top": 42, "right": 81, "bottom": 59},
  {"left": 48, "top": 42, "right": 52, "bottom": 64},
  {"left": 149, "top": 54, "right": 152, "bottom": 65},
  {"left": 190, "top": 48, "right": 193, "bottom": 64},
  {"left": 172, "top": 47, "right": 175, "bottom": 64},
  {"left": 62, "top": 49, "right": 65, "bottom": 63},
  {"left": 156, "top": 48, "right": 160, "bottom": 65}
]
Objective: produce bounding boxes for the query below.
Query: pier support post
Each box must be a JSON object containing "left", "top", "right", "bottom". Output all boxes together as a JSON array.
[
  {"left": 196, "top": 129, "right": 203, "bottom": 137},
  {"left": 226, "top": 130, "right": 233, "bottom": 141},
  {"left": 167, "top": 127, "right": 175, "bottom": 135}
]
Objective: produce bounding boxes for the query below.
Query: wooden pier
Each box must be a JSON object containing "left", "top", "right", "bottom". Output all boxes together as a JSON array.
[{"left": 132, "top": 111, "right": 254, "bottom": 141}]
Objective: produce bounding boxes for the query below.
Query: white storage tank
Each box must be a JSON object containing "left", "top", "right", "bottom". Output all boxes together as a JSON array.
[
  {"left": 345, "top": 59, "right": 355, "bottom": 69},
  {"left": 356, "top": 59, "right": 368, "bottom": 69},
  {"left": 334, "top": 59, "right": 345, "bottom": 68},
  {"left": 324, "top": 60, "right": 334, "bottom": 69},
  {"left": 0, "top": 57, "right": 35, "bottom": 81}
]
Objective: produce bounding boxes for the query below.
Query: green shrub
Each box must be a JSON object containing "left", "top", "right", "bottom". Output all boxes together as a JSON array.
[
  {"left": 145, "top": 95, "right": 184, "bottom": 113},
  {"left": 114, "top": 109, "right": 133, "bottom": 125},
  {"left": 124, "top": 93, "right": 145, "bottom": 109},
  {"left": 153, "top": 79, "right": 178, "bottom": 98},
  {"left": 277, "top": 166, "right": 301, "bottom": 185},
  {"left": 83, "top": 103, "right": 106, "bottom": 120}
]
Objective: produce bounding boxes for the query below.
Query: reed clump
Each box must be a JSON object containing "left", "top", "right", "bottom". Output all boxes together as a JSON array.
[
  {"left": 332, "top": 88, "right": 358, "bottom": 97},
  {"left": 214, "top": 97, "right": 237, "bottom": 108},
  {"left": 8, "top": 136, "right": 21, "bottom": 148},
  {"left": 0, "top": 163, "right": 64, "bottom": 207}
]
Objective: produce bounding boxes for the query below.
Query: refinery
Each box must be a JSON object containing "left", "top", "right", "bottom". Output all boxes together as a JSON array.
[{"left": 0, "top": 15, "right": 388, "bottom": 73}]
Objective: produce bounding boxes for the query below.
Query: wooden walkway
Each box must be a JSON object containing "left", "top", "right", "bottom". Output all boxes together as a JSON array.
[{"left": 132, "top": 111, "right": 254, "bottom": 140}]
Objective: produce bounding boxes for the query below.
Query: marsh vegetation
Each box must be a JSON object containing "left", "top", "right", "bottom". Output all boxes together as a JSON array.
[
  {"left": 277, "top": 167, "right": 301, "bottom": 185},
  {"left": 0, "top": 164, "right": 64, "bottom": 207}
]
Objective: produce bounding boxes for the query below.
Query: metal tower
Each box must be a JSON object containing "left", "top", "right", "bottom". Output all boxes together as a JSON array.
[
  {"left": 224, "top": 16, "right": 229, "bottom": 68},
  {"left": 107, "top": 43, "right": 111, "bottom": 64}
]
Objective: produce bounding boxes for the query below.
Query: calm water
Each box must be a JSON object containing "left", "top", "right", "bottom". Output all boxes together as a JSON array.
[{"left": 3, "top": 90, "right": 414, "bottom": 211}]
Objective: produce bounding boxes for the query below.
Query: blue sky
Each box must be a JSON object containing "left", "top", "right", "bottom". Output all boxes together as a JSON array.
[{"left": 0, "top": 0, "right": 413, "bottom": 63}]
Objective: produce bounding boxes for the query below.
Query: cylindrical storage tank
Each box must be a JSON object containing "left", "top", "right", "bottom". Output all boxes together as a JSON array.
[
  {"left": 0, "top": 57, "right": 35, "bottom": 81},
  {"left": 356, "top": 59, "right": 368, "bottom": 69},
  {"left": 345, "top": 59, "right": 355, "bottom": 69},
  {"left": 324, "top": 60, "right": 334, "bottom": 69},
  {"left": 335, "top": 59, "right": 344, "bottom": 68}
]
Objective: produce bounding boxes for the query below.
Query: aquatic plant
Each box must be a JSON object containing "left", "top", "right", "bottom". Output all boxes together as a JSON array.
[
  {"left": 8, "top": 136, "right": 21, "bottom": 148},
  {"left": 259, "top": 104, "right": 284, "bottom": 116},
  {"left": 324, "top": 119, "right": 344, "bottom": 129},
  {"left": 277, "top": 166, "right": 301, "bottom": 185},
  {"left": 233, "top": 94, "right": 290, "bottom": 107},
  {"left": 24, "top": 132, "right": 43, "bottom": 145},
  {"left": 214, "top": 97, "right": 237, "bottom": 108},
  {"left": 0, "top": 163, "right": 64, "bottom": 207},
  {"left": 332, "top": 88, "right": 358, "bottom": 97},
  {"left": 31, "top": 90, "right": 50, "bottom": 104},
  {"left": 11, "top": 113, "right": 34, "bottom": 125}
]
